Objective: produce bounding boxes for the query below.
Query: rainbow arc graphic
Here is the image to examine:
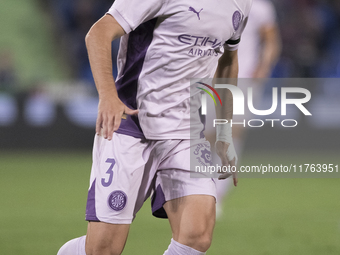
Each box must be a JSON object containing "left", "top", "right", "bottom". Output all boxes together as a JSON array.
[
  {"left": 197, "top": 82, "right": 222, "bottom": 115},
  {"left": 197, "top": 82, "right": 223, "bottom": 106}
]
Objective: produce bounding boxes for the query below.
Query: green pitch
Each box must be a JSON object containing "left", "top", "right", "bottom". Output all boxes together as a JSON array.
[
  {"left": 0, "top": 150, "right": 339, "bottom": 254},
  {"left": 0, "top": 0, "right": 66, "bottom": 85}
]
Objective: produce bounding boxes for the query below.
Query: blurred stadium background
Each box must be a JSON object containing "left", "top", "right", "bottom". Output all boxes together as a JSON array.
[{"left": 0, "top": 0, "right": 339, "bottom": 254}]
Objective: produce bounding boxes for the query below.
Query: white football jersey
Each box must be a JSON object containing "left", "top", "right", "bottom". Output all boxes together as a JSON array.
[
  {"left": 238, "top": 0, "right": 277, "bottom": 78},
  {"left": 108, "top": 0, "right": 252, "bottom": 139}
]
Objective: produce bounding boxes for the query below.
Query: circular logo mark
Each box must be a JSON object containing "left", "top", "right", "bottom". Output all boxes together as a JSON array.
[
  {"left": 200, "top": 148, "right": 212, "bottom": 164},
  {"left": 108, "top": 190, "right": 127, "bottom": 211},
  {"left": 232, "top": 11, "right": 242, "bottom": 30}
]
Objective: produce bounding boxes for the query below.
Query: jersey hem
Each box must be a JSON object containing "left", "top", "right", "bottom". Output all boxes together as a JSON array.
[
  {"left": 116, "top": 128, "right": 145, "bottom": 139},
  {"left": 85, "top": 215, "right": 100, "bottom": 222},
  {"left": 144, "top": 133, "right": 201, "bottom": 140},
  {"left": 86, "top": 215, "right": 133, "bottom": 224}
]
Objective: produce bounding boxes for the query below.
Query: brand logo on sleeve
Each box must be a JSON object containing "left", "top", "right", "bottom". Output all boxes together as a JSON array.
[
  {"left": 188, "top": 7, "right": 203, "bottom": 20},
  {"left": 232, "top": 11, "right": 242, "bottom": 30}
]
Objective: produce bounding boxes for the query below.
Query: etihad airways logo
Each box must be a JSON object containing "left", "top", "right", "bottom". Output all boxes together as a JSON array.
[
  {"left": 178, "top": 34, "right": 223, "bottom": 57},
  {"left": 178, "top": 34, "right": 223, "bottom": 48}
]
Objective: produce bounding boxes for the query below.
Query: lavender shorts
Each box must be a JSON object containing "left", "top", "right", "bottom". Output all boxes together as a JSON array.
[{"left": 85, "top": 133, "right": 216, "bottom": 224}]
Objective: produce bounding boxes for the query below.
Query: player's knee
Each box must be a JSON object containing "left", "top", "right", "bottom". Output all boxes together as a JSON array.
[
  {"left": 183, "top": 234, "right": 212, "bottom": 252},
  {"left": 194, "top": 234, "right": 213, "bottom": 252},
  {"left": 179, "top": 226, "right": 213, "bottom": 252}
]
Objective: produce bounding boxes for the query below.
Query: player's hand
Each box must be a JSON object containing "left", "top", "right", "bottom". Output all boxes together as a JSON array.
[
  {"left": 215, "top": 140, "right": 238, "bottom": 186},
  {"left": 96, "top": 93, "right": 138, "bottom": 140}
]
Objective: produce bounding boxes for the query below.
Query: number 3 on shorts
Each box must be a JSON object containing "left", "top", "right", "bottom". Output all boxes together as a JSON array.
[{"left": 101, "top": 158, "right": 115, "bottom": 187}]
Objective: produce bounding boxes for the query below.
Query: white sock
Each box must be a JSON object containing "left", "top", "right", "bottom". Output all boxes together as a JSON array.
[
  {"left": 163, "top": 238, "right": 206, "bottom": 255},
  {"left": 57, "top": 235, "right": 86, "bottom": 255}
]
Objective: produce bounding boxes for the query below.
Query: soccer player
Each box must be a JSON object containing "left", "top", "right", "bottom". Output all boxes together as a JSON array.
[
  {"left": 213, "top": 0, "right": 282, "bottom": 216},
  {"left": 57, "top": 0, "right": 252, "bottom": 254},
  {"left": 238, "top": 0, "right": 281, "bottom": 79}
]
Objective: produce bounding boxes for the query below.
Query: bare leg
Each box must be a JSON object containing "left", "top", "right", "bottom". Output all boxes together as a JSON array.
[
  {"left": 85, "top": 222, "right": 130, "bottom": 255},
  {"left": 163, "top": 195, "right": 216, "bottom": 253}
]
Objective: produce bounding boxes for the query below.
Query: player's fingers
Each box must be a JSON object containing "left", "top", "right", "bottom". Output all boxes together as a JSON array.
[
  {"left": 233, "top": 176, "right": 238, "bottom": 186},
  {"left": 228, "top": 157, "right": 238, "bottom": 186},
  {"left": 113, "top": 114, "right": 122, "bottom": 134},
  {"left": 232, "top": 170, "right": 238, "bottom": 186},
  {"left": 124, "top": 106, "right": 139, "bottom": 116},
  {"left": 96, "top": 114, "right": 103, "bottom": 135},
  {"left": 218, "top": 157, "right": 230, "bottom": 179},
  {"left": 218, "top": 156, "right": 238, "bottom": 181},
  {"left": 217, "top": 156, "right": 228, "bottom": 172},
  {"left": 218, "top": 172, "right": 232, "bottom": 180},
  {"left": 106, "top": 114, "right": 115, "bottom": 141},
  {"left": 101, "top": 116, "right": 108, "bottom": 139}
]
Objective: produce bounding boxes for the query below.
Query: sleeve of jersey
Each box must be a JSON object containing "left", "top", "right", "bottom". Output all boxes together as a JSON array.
[
  {"left": 257, "top": 1, "right": 277, "bottom": 28},
  {"left": 107, "top": 0, "right": 167, "bottom": 34},
  {"left": 224, "top": 16, "right": 249, "bottom": 51}
]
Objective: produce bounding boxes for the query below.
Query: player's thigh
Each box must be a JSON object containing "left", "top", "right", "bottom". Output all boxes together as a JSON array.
[
  {"left": 86, "top": 133, "right": 150, "bottom": 224},
  {"left": 85, "top": 133, "right": 151, "bottom": 253},
  {"left": 158, "top": 168, "right": 216, "bottom": 239},
  {"left": 85, "top": 221, "right": 129, "bottom": 255},
  {"left": 153, "top": 139, "right": 216, "bottom": 250},
  {"left": 151, "top": 139, "right": 216, "bottom": 218},
  {"left": 151, "top": 139, "right": 216, "bottom": 217}
]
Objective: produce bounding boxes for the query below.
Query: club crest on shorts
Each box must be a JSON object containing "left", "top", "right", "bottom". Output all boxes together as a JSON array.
[
  {"left": 193, "top": 143, "right": 212, "bottom": 166},
  {"left": 108, "top": 190, "right": 127, "bottom": 211},
  {"left": 232, "top": 11, "right": 241, "bottom": 30},
  {"left": 200, "top": 148, "right": 212, "bottom": 164}
]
